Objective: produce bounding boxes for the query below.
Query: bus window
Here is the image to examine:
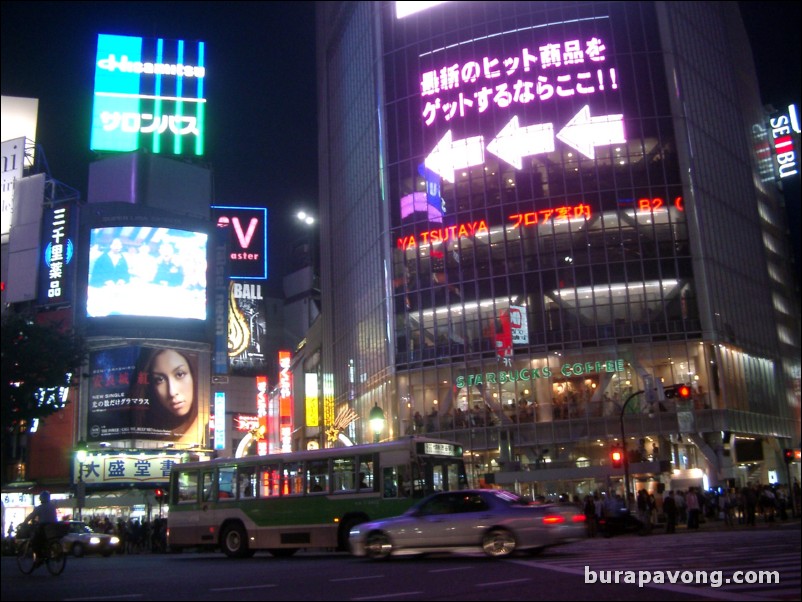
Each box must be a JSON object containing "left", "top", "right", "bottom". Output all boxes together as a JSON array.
[
  {"left": 218, "top": 467, "right": 236, "bottom": 500},
  {"left": 238, "top": 468, "right": 255, "bottom": 499},
  {"left": 332, "top": 457, "right": 355, "bottom": 491},
  {"left": 382, "top": 466, "right": 401, "bottom": 497},
  {"left": 306, "top": 460, "right": 329, "bottom": 494},
  {"left": 178, "top": 471, "right": 198, "bottom": 503},
  {"left": 260, "top": 465, "right": 280, "bottom": 497},
  {"left": 358, "top": 456, "right": 374, "bottom": 490},
  {"left": 282, "top": 462, "right": 302, "bottom": 495},
  {"left": 201, "top": 472, "right": 214, "bottom": 502}
]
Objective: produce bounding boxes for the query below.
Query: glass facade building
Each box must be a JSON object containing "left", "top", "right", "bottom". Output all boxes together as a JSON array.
[{"left": 314, "top": 1, "right": 800, "bottom": 495}]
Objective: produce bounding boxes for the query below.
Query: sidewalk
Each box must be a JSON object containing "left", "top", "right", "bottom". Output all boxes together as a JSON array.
[{"left": 661, "top": 513, "right": 801, "bottom": 533}]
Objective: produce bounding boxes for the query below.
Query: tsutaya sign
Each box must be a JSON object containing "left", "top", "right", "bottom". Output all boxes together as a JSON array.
[
  {"left": 455, "top": 358, "right": 625, "bottom": 388},
  {"left": 90, "top": 33, "right": 206, "bottom": 156}
]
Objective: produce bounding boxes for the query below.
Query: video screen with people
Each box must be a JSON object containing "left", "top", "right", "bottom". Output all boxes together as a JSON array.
[{"left": 87, "top": 226, "right": 208, "bottom": 320}]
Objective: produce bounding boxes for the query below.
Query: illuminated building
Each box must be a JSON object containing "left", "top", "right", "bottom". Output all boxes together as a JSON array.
[{"left": 314, "top": 2, "right": 800, "bottom": 494}]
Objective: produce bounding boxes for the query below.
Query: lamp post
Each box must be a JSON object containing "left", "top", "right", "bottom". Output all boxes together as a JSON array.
[
  {"left": 619, "top": 389, "right": 644, "bottom": 503},
  {"left": 75, "top": 441, "right": 88, "bottom": 521},
  {"left": 369, "top": 403, "right": 386, "bottom": 443}
]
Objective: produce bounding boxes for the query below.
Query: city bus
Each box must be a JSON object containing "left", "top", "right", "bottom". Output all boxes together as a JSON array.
[{"left": 165, "top": 436, "right": 468, "bottom": 557}]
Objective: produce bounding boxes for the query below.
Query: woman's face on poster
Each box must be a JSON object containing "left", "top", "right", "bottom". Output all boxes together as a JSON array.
[{"left": 150, "top": 349, "right": 194, "bottom": 417}]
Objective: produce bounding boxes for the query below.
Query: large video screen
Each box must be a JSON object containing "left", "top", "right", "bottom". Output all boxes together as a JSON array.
[{"left": 87, "top": 226, "right": 208, "bottom": 320}]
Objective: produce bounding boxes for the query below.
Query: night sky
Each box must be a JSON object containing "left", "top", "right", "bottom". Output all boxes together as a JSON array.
[{"left": 2, "top": 1, "right": 800, "bottom": 282}]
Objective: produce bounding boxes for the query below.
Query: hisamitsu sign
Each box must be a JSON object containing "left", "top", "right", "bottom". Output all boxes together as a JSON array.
[{"left": 90, "top": 33, "right": 206, "bottom": 156}]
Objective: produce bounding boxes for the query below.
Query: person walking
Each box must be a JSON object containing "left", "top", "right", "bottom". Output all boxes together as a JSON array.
[
  {"left": 686, "top": 487, "right": 701, "bottom": 529},
  {"left": 664, "top": 490, "right": 678, "bottom": 533},
  {"left": 584, "top": 496, "right": 597, "bottom": 537}
]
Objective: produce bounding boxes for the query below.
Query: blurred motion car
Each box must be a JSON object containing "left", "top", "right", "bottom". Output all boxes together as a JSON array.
[
  {"left": 61, "top": 521, "right": 120, "bottom": 557},
  {"left": 349, "top": 489, "right": 585, "bottom": 560}
]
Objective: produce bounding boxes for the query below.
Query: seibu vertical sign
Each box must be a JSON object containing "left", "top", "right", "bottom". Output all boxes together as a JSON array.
[
  {"left": 212, "top": 206, "right": 268, "bottom": 279},
  {"left": 770, "top": 104, "right": 799, "bottom": 180}
]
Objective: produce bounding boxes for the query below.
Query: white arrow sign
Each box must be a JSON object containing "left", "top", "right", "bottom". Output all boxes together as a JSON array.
[
  {"left": 486, "top": 116, "right": 555, "bottom": 169},
  {"left": 425, "top": 130, "right": 485, "bottom": 183},
  {"left": 556, "top": 105, "right": 625, "bottom": 160}
]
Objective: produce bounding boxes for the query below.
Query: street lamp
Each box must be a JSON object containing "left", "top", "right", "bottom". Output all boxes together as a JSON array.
[
  {"left": 369, "top": 403, "right": 386, "bottom": 443},
  {"left": 619, "top": 389, "right": 644, "bottom": 503},
  {"left": 75, "top": 440, "right": 88, "bottom": 521},
  {"left": 297, "top": 210, "right": 315, "bottom": 226}
]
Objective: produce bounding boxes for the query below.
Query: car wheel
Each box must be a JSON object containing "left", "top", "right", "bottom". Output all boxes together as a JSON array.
[
  {"left": 221, "top": 523, "right": 250, "bottom": 558},
  {"left": 72, "top": 543, "right": 85, "bottom": 558},
  {"left": 365, "top": 531, "right": 393, "bottom": 560},
  {"left": 482, "top": 528, "right": 517, "bottom": 558}
]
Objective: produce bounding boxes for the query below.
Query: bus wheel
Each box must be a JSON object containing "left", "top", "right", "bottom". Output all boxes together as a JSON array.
[{"left": 221, "top": 524, "right": 249, "bottom": 558}]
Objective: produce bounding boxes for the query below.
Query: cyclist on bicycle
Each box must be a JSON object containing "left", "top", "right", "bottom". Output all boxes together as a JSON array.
[{"left": 23, "top": 491, "right": 58, "bottom": 563}]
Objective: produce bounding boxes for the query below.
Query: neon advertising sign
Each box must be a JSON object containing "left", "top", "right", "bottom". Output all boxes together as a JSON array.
[
  {"left": 770, "top": 104, "right": 799, "bottom": 180},
  {"left": 256, "top": 376, "right": 268, "bottom": 456},
  {"left": 90, "top": 33, "right": 206, "bottom": 155},
  {"left": 398, "top": 195, "right": 683, "bottom": 251},
  {"left": 38, "top": 203, "right": 75, "bottom": 307},
  {"left": 397, "top": 202, "right": 592, "bottom": 250},
  {"left": 419, "top": 19, "right": 627, "bottom": 182},
  {"left": 278, "top": 351, "right": 293, "bottom": 453},
  {"left": 212, "top": 206, "right": 268, "bottom": 280}
]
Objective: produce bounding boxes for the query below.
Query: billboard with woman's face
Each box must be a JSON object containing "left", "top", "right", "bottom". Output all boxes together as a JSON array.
[{"left": 87, "top": 345, "right": 208, "bottom": 445}]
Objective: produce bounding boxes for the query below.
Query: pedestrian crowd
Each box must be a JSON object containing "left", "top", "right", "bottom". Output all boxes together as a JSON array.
[{"left": 581, "top": 480, "right": 798, "bottom": 538}]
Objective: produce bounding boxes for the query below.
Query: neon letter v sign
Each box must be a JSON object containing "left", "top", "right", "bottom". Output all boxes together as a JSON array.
[{"left": 232, "top": 218, "right": 259, "bottom": 248}]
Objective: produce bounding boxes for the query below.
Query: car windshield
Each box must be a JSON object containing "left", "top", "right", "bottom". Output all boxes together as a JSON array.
[
  {"left": 491, "top": 489, "right": 529, "bottom": 505},
  {"left": 71, "top": 523, "right": 93, "bottom": 534}
]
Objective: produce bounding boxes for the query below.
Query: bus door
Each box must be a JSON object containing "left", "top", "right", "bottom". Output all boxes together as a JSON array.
[
  {"left": 195, "top": 470, "right": 217, "bottom": 544},
  {"left": 421, "top": 458, "right": 465, "bottom": 495},
  {"left": 170, "top": 468, "right": 209, "bottom": 547}
]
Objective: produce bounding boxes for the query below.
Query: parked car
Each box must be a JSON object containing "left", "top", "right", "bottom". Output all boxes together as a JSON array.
[
  {"left": 349, "top": 489, "right": 585, "bottom": 560},
  {"left": 61, "top": 521, "right": 120, "bottom": 557}
]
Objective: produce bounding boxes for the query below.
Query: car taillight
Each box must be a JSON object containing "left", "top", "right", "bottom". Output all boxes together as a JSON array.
[
  {"left": 571, "top": 514, "right": 586, "bottom": 523},
  {"left": 542, "top": 515, "right": 565, "bottom": 524}
]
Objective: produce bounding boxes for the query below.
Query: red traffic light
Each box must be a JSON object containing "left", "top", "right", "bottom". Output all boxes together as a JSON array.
[
  {"left": 665, "top": 384, "right": 692, "bottom": 399},
  {"left": 611, "top": 448, "right": 623, "bottom": 468},
  {"left": 154, "top": 488, "right": 165, "bottom": 501}
]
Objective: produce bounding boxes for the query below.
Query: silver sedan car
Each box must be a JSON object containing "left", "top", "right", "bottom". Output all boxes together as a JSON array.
[{"left": 349, "top": 489, "right": 585, "bottom": 559}]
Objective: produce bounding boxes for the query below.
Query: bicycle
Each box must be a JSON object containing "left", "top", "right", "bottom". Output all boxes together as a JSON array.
[{"left": 16, "top": 523, "right": 70, "bottom": 576}]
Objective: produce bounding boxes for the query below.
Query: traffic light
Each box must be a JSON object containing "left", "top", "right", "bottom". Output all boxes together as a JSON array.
[
  {"left": 611, "top": 447, "right": 623, "bottom": 469},
  {"left": 154, "top": 488, "right": 165, "bottom": 503},
  {"left": 664, "top": 384, "right": 692, "bottom": 399},
  {"left": 784, "top": 448, "right": 795, "bottom": 464}
]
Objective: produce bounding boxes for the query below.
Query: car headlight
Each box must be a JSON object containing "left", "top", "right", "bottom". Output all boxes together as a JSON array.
[
  {"left": 110, "top": 536, "right": 120, "bottom": 545},
  {"left": 89, "top": 536, "right": 101, "bottom": 545}
]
